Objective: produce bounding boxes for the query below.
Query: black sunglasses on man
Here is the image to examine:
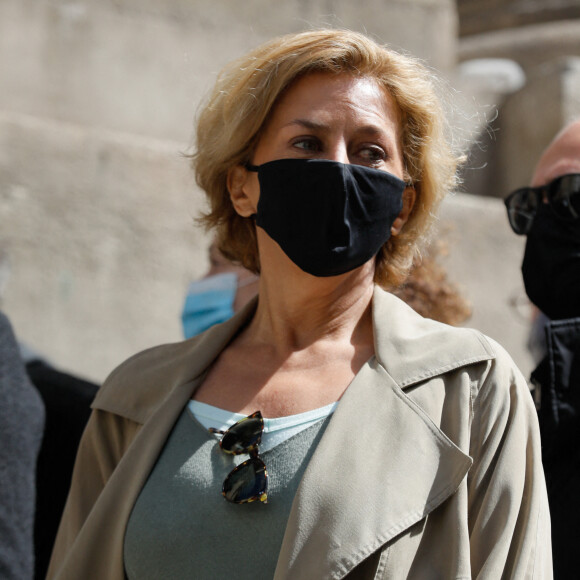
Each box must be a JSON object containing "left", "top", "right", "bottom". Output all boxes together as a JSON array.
[{"left": 505, "top": 173, "right": 580, "bottom": 235}]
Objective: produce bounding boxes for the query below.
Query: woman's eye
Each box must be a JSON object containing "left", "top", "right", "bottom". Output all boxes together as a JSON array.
[
  {"left": 359, "top": 145, "right": 386, "bottom": 162},
  {"left": 292, "top": 137, "right": 321, "bottom": 152}
]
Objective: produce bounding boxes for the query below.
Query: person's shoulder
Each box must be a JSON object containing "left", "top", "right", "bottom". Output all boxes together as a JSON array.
[
  {"left": 373, "top": 287, "right": 498, "bottom": 386},
  {"left": 91, "top": 301, "right": 258, "bottom": 424},
  {"left": 92, "top": 335, "right": 208, "bottom": 424},
  {"left": 474, "top": 333, "right": 528, "bottom": 387}
]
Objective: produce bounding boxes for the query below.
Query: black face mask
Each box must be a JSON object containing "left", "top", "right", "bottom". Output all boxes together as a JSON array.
[
  {"left": 522, "top": 203, "right": 580, "bottom": 319},
  {"left": 246, "top": 158, "right": 406, "bottom": 277}
]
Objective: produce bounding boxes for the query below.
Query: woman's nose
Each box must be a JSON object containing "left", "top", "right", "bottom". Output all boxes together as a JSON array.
[{"left": 326, "top": 142, "right": 350, "bottom": 165}]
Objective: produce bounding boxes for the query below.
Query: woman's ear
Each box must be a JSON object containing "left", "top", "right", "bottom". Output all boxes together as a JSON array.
[
  {"left": 391, "top": 186, "right": 416, "bottom": 236},
  {"left": 227, "top": 165, "right": 257, "bottom": 217}
]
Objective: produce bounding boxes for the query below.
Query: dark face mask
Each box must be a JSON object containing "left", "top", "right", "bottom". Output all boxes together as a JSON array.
[
  {"left": 522, "top": 203, "right": 580, "bottom": 319},
  {"left": 246, "top": 158, "right": 406, "bottom": 277}
]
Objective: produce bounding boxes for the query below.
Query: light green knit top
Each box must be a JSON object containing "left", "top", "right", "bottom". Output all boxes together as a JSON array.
[{"left": 124, "top": 406, "right": 331, "bottom": 579}]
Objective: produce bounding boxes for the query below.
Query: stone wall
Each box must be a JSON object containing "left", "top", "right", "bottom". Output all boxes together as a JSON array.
[
  {"left": 457, "top": 7, "right": 580, "bottom": 199},
  {"left": 0, "top": 111, "right": 203, "bottom": 380},
  {"left": 0, "top": 0, "right": 458, "bottom": 145},
  {"left": 458, "top": 0, "right": 580, "bottom": 36}
]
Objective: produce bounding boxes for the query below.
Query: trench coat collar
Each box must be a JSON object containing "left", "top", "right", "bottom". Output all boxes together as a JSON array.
[
  {"left": 371, "top": 286, "right": 494, "bottom": 387},
  {"left": 95, "top": 286, "right": 493, "bottom": 423}
]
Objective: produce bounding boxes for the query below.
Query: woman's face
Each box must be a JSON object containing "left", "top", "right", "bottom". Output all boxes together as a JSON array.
[{"left": 229, "top": 72, "right": 410, "bottom": 219}]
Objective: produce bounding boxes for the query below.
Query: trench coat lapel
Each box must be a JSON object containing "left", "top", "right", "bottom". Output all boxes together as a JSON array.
[
  {"left": 274, "top": 359, "right": 473, "bottom": 580},
  {"left": 274, "top": 288, "right": 491, "bottom": 580},
  {"left": 76, "top": 303, "right": 261, "bottom": 580}
]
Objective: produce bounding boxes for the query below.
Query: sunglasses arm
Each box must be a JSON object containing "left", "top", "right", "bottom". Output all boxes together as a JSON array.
[{"left": 208, "top": 427, "right": 226, "bottom": 435}]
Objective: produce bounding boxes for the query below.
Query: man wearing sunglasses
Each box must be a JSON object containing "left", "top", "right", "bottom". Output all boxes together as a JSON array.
[{"left": 505, "top": 118, "right": 580, "bottom": 578}]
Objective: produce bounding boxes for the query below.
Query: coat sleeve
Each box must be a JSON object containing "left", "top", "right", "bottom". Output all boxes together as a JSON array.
[
  {"left": 0, "top": 313, "right": 45, "bottom": 580},
  {"left": 46, "top": 409, "right": 141, "bottom": 579},
  {"left": 467, "top": 341, "right": 552, "bottom": 579}
]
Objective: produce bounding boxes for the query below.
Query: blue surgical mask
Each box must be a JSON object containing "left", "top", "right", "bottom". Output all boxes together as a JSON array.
[{"left": 181, "top": 273, "right": 237, "bottom": 338}]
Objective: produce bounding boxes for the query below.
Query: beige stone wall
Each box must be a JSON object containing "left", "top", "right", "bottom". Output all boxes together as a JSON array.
[
  {"left": 496, "top": 57, "right": 580, "bottom": 194},
  {"left": 0, "top": 111, "right": 204, "bottom": 381},
  {"left": 0, "top": 0, "right": 458, "bottom": 144},
  {"left": 458, "top": 0, "right": 580, "bottom": 36},
  {"left": 460, "top": 57, "right": 580, "bottom": 199},
  {"left": 457, "top": 19, "right": 580, "bottom": 199},
  {"left": 459, "top": 19, "right": 580, "bottom": 73}
]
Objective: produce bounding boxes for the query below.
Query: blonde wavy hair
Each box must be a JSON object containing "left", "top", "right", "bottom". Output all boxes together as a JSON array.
[{"left": 193, "top": 29, "right": 461, "bottom": 287}]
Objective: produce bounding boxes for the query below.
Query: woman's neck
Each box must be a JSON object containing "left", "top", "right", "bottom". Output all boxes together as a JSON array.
[
  {"left": 245, "top": 255, "right": 376, "bottom": 355},
  {"left": 192, "top": 238, "right": 377, "bottom": 416}
]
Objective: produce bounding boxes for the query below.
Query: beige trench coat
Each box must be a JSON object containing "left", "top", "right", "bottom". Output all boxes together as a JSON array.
[{"left": 47, "top": 287, "right": 552, "bottom": 579}]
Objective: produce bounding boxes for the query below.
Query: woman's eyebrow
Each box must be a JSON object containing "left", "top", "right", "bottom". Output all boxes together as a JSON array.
[
  {"left": 282, "top": 119, "right": 393, "bottom": 140},
  {"left": 356, "top": 124, "right": 392, "bottom": 138},
  {"left": 282, "top": 119, "right": 328, "bottom": 131}
]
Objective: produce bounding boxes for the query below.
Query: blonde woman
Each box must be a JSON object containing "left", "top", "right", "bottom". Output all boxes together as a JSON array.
[{"left": 48, "top": 30, "right": 551, "bottom": 579}]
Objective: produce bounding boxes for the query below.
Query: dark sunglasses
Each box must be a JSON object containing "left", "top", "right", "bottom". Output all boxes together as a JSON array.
[
  {"left": 209, "top": 411, "right": 268, "bottom": 504},
  {"left": 504, "top": 173, "right": 580, "bottom": 235}
]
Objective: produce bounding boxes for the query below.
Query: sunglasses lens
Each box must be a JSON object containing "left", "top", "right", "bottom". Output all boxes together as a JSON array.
[
  {"left": 220, "top": 411, "right": 263, "bottom": 455},
  {"left": 223, "top": 457, "right": 268, "bottom": 503},
  {"left": 549, "top": 174, "right": 580, "bottom": 220},
  {"left": 506, "top": 188, "right": 538, "bottom": 234}
]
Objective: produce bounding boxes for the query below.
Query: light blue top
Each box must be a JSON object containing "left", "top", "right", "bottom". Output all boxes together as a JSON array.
[{"left": 189, "top": 399, "right": 338, "bottom": 452}]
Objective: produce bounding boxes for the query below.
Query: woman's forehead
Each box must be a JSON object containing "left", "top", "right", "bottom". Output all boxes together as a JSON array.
[{"left": 262, "top": 72, "right": 402, "bottom": 142}]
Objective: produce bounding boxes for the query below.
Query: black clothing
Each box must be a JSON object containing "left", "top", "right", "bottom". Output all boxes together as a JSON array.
[
  {"left": 26, "top": 360, "right": 98, "bottom": 580},
  {"left": 522, "top": 204, "right": 580, "bottom": 320},
  {"left": 532, "top": 316, "right": 580, "bottom": 579}
]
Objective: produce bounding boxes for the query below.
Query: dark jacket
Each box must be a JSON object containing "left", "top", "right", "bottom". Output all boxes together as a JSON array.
[
  {"left": 0, "top": 312, "right": 45, "bottom": 580},
  {"left": 26, "top": 360, "right": 98, "bottom": 580},
  {"left": 532, "top": 316, "right": 580, "bottom": 578}
]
